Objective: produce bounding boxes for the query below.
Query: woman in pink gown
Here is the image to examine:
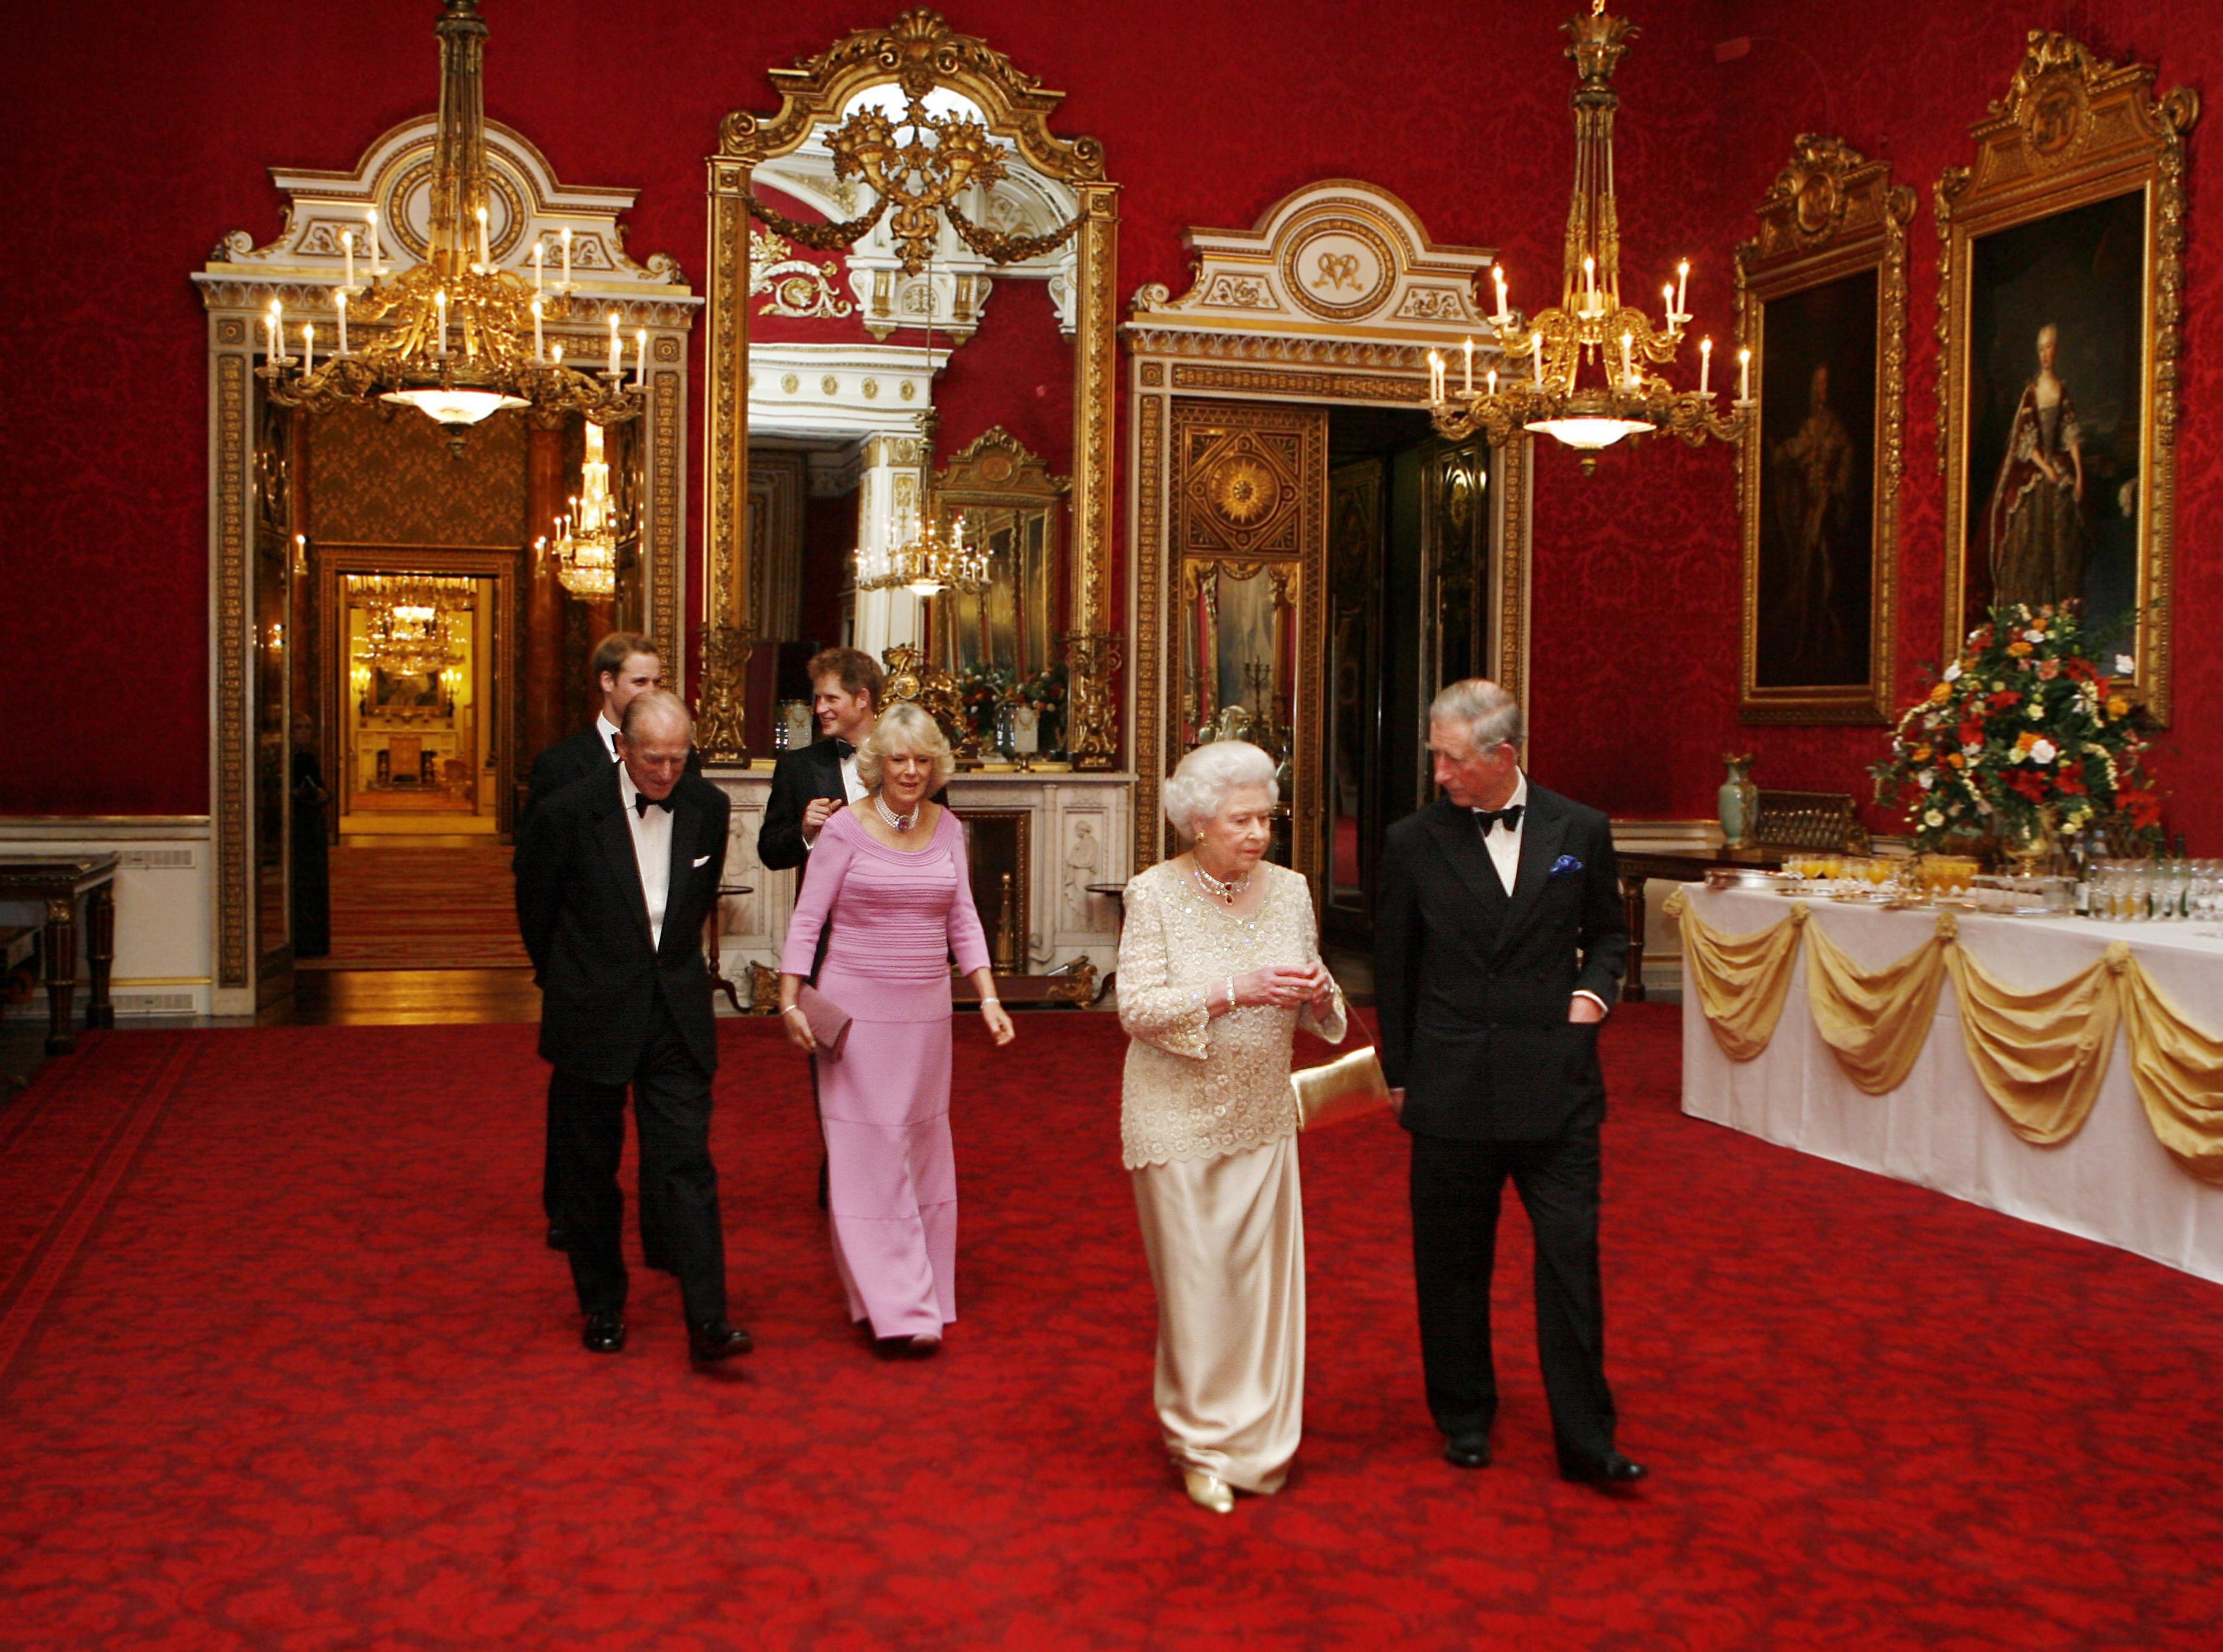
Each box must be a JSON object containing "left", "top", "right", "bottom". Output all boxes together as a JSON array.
[{"left": 778, "top": 703, "right": 1015, "bottom": 1352}]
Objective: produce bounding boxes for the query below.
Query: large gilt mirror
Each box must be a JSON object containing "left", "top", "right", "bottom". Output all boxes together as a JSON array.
[{"left": 703, "top": 10, "right": 1119, "bottom": 768}]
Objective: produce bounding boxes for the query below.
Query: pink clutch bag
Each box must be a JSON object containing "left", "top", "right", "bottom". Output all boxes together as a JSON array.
[{"left": 794, "top": 984, "right": 852, "bottom": 1060}]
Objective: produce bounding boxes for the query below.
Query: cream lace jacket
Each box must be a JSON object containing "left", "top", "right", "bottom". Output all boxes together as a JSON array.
[{"left": 1117, "top": 859, "right": 1348, "bottom": 1170}]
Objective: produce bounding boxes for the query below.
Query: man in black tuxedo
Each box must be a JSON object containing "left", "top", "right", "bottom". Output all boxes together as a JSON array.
[
  {"left": 757, "top": 646, "right": 885, "bottom": 877},
  {"left": 514, "top": 690, "right": 750, "bottom": 1364},
  {"left": 1374, "top": 678, "right": 1642, "bottom": 1487},
  {"left": 520, "top": 630, "right": 698, "bottom": 1257}
]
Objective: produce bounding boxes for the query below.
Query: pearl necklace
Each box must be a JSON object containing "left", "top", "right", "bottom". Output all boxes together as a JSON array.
[
  {"left": 1190, "top": 858, "right": 1251, "bottom": 906},
  {"left": 875, "top": 794, "right": 919, "bottom": 832}
]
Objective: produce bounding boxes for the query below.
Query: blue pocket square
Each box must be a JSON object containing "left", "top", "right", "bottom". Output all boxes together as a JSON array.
[{"left": 1548, "top": 855, "right": 1584, "bottom": 879}]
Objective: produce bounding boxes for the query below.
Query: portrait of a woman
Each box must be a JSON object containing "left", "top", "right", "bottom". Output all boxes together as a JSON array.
[{"left": 1984, "top": 322, "right": 2090, "bottom": 610}]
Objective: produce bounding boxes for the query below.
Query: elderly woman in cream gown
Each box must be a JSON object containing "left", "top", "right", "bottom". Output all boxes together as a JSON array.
[{"left": 1117, "top": 740, "right": 1346, "bottom": 1513}]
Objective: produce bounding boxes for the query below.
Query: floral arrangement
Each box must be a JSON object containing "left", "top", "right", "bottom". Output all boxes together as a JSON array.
[
  {"left": 1871, "top": 601, "right": 2162, "bottom": 856},
  {"left": 1016, "top": 662, "right": 1067, "bottom": 751},
  {"left": 955, "top": 666, "right": 1012, "bottom": 742}
]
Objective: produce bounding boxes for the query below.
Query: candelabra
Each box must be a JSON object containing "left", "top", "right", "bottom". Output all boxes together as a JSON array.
[
  {"left": 540, "top": 420, "right": 629, "bottom": 599},
  {"left": 1424, "top": 1, "right": 1751, "bottom": 474}
]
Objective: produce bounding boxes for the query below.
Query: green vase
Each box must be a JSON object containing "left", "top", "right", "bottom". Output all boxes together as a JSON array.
[{"left": 1718, "top": 753, "right": 1758, "bottom": 849}]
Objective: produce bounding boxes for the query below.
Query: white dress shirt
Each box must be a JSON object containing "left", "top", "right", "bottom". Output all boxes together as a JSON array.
[
  {"left": 616, "top": 762, "right": 674, "bottom": 951},
  {"left": 1474, "top": 771, "right": 1609, "bottom": 1017},
  {"left": 595, "top": 710, "right": 622, "bottom": 761}
]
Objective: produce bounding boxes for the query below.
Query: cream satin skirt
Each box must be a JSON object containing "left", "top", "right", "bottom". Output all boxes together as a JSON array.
[{"left": 1132, "top": 1132, "right": 1304, "bottom": 1493}]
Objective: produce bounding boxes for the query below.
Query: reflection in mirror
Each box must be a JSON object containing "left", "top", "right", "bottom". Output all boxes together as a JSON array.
[
  {"left": 736, "top": 78, "right": 1078, "bottom": 762},
  {"left": 1181, "top": 559, "right": 1298, "bottom": 861}
]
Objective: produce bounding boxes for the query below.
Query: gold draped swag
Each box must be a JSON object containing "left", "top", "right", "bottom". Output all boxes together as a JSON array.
[{"left": 1664, "top": 891, "right": 2223, "bottom": 1185}]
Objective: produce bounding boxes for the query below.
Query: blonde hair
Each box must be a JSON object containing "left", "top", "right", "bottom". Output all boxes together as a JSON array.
[
  {"left": 856, "top": 700, "right": 956, "bottom": 790},
  {"left": 1162, "top": 740, "right": 1277, "bottom": 838}
]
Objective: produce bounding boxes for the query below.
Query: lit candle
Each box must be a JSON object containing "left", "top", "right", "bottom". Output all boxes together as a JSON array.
[
  {"left": 335, "top": 288, "right": 349, "bottom": 355},
  {"left": 365, "top": 208, "right": 384, "bottom": 279},
  {"left": 1427, "top": 350, "right": 1444, "bottom": 404},
  {"left": 1486, "top": 367, "right": 1497, "bottom": 398},
  {"left": 1583, "top": 255, "right": 1597, "bottom": 313},
  {"left": 606, "top": 312, "right": 621, "bottom": 376},
  {"left": 634, "top": 329, "right": 648, "bottom": 388},
  {"left": 1462, "top": 336, "right": 1474, "bottom": 394},
  {"left": 264, "top": 309, "right": 279, "bottom": 364},
  {"left": 559, "top": 226, "right": 572, "bottom": 288},
  {"left": 531, "top": 298, "right": 544, "bottom": 362},
  {"left": 341, "top": 229, "right": 355, "bottom": 292},
  {"left": 1738, "top": 346, "right": 1752, "bottom": 404},
  {"left": 1620, "top": 331, "right": 1634, "bottom": 385},
  {"left": 1532, "top": 331, "right": 1544, "bottom": 387},
  {"left": 302, "top": 321, "right": 314, "bottom": 376},
  {"left": 436, "top": 289, "right": 449, "bottom": 355},
  {"left": 531, "top": 239, "right": 543, "bottom": 294},
  {"left": 476, "top": 205, "right": 491, "bottom": 272},
  {"left": 1676, "top": 259, "right": 1690, "bottom": 320},
  {"left": 1662, "top": 284, "right": 1675, "bottom": 327},
  {"left": 551, "top": 342, "right": 565, "bottom": 365},
  {"left": 1700, "top": 336, "right": 1713, "bottom": 396},
  {"left": 1492, "top": 265, "right": 1510, "bottom": 324}
]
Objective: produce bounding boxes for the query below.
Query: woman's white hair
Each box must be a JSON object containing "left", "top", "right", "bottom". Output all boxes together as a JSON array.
[
  {"left": 856, "top": 700, "right": 956, "bottom": 789},
  {"left": 1162, "top": 740, "right": 1278, "bottom": 839},
  {"left": 1429, "top": 678, "right": 1523, "bottom": 753}
]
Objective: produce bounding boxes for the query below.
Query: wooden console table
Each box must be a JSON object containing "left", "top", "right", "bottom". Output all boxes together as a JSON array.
[
  {"left": 1616, "top": 846, "right": 1787, "bottom": 1004},
  {"left": 0, "top": 854, "right": 120, "bottom": 1054}
]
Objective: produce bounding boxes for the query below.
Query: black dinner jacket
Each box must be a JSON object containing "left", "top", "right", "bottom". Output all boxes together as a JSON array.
[
  {"left": 514, "top": 763, "right": 730, "bottom": 1087},
  {"left": 756, "top": 739, "right": 848, "bottom": 872},
  {"left": 520, "top": 724, "right": 705, "bottom": 833},
  {"left": 1373, "top": 784, "right": 1629, "bottom": 1142}
]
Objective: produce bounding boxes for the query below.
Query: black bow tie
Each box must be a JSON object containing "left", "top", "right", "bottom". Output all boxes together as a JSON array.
[
  {"left": 832, "top": 738, "right": 856, "bottom": 759},
  {"left": 1474, "top": 803, "right": 1525, "bottom": 836},
  {"left": 633, "top": 791, "right": 675, "bottom": 817}
]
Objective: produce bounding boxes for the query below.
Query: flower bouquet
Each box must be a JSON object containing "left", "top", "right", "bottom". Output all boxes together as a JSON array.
[
  {"left": 1871, "top": 601, "right": 2162, "bottom": 862},
  {"left": 1017, "top": 662, "right": 1068, "bottom": 755}
]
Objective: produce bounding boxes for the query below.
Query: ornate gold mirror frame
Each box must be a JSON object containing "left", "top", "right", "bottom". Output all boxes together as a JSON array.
[
  {"left": 1735, "top": 136, "right": 1911, "bottom": 723},
  {"left": 1936, "top": 31, "right": 2198, "bottom": 723},
  {"left": 703, "top": 11, "right": 1119, "bottom": 764}
]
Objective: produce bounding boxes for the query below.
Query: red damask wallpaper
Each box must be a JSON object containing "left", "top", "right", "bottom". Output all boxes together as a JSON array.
[{"left": 0, "top": 0, "right": 2213, "bottom": 843}]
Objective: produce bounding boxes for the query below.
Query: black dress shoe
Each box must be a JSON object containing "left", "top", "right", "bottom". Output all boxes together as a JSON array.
[
  {"left": 1444, "top": 1432, "right": 1492, "bottom": 1470},
  {"left": 688, "top": 1319, "right": 753, "bottom": 1363},
  {"left": 582, "top": 1312, "right": 626, "bottom": 1354},
  {"left": 1560, "top": 1451, "right": 1647, "bottom": 1486}
]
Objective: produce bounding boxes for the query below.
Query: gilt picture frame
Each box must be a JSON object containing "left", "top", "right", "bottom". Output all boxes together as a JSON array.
[
  {"left": 1735, "top": 136, "right": 1911, "bottom": 723},
  {"left": 1935, "top": 31, "right": 2198, "bottom": 723}
]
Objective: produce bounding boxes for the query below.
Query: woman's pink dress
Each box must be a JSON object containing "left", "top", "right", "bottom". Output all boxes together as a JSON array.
[{"left": 779, "top": 806, "right": 991, "bottom": 1337}]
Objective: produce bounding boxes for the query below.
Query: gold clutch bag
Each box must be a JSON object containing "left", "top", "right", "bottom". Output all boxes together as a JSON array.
[{"left": 1290, "top": 1045, "right": 1391, "bottom": 1132}]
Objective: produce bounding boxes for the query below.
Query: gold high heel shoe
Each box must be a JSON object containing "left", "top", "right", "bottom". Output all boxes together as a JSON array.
[{"left": 1183, "top": 1469, "right": 1235, "bottom": 1515}]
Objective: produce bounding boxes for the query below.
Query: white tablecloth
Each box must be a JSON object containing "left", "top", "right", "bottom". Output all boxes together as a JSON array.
[{"left": 1680, "top": 885, "right": 2223, "bottom": 1284}]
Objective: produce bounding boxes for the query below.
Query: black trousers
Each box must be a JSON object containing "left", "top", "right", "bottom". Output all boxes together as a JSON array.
[
  {"left": 547, "top": 1002, "right": 727, "bottom": 1325},
  {"left": 1409, "top": 1127, "right": 1616, "bottom": 1466},
  {"left": 544, "top": 1075, "right": 675, "bottom": 1271}
]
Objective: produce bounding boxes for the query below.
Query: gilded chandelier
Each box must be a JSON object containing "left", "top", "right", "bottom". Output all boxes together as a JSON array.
[
  {"left": 353, "top": 576, "right": 473, "bottom": 677},
  {"left": 855, "top": 501, "right": 988, "bottom": 597},
  {"left": 259, "top": 0, "right": 641, "bottom": 433},
  {"left": 541, "top": 421, "right": 626, "bottom": 599},
  {"left": 1426, "top": 0, "right": 1750, "bottom": 472}
]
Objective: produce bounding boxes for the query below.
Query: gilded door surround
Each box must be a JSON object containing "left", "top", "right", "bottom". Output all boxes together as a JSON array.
[
  {"left": 704, "top": 11, "right": 1120, "bottom": 766},
  {"left": 1125, "top": 180, "right": 1531, "bottom": 881},
  {"left": 195, "top": 116, "right": 695, "bottom": 1008}
]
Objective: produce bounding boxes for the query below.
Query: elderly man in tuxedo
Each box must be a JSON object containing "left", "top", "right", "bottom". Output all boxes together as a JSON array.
[
  {"left": 1374, "top": 678, "right": 1642, "bottom": 1486},
  {"left": 514, "top": 689, "right": 750, "bottom": 1364},
  {"left": 518, "top": 630, "right": 700, "bottom": 1257}
]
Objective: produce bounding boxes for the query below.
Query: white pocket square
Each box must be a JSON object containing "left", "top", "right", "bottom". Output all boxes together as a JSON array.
[{"left": 692, "top": 855, "right": 712, "bottom": 867}]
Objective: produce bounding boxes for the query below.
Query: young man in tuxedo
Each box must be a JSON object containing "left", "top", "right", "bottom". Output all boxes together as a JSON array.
[
  {"left": 1373, "top": 678, "right": 1644, "bottom": 1488},
  {"left": 513, "top": 690, "right": 750, "bottom": 1364},
  {"left": 757, "top": 646, "right": 884, "bottom": 875},
  {"left": 521, "top": 631, "right": 700, "bottom": 827}
]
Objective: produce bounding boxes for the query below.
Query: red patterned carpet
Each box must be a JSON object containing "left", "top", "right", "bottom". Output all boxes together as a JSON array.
[
  {"left": 4, "top": 1007, "right": 2222, "bottom": 1648},
  {"left": 305, "top": 843, "right": 531, "bottom": 970}
]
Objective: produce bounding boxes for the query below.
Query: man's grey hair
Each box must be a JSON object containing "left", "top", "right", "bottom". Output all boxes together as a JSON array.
[
  {"left": 1162, "top": 739, "right": 1278, "bottom": 839},
  {"left": 619, "top": 688, "right": 693, "bottom": 742},
  {"left": 1429, "top": 678, "right": 1523, "bottom": 753}
]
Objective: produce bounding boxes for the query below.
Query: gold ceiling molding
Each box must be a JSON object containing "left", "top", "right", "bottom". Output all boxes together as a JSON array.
[{"left": 703, "top": 11, "right": 1120, "bottom": 767}]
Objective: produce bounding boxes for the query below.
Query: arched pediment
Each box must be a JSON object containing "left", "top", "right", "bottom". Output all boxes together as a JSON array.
[{"left": 1129, "top": 179, "right": 1492, "bottom": 346}]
